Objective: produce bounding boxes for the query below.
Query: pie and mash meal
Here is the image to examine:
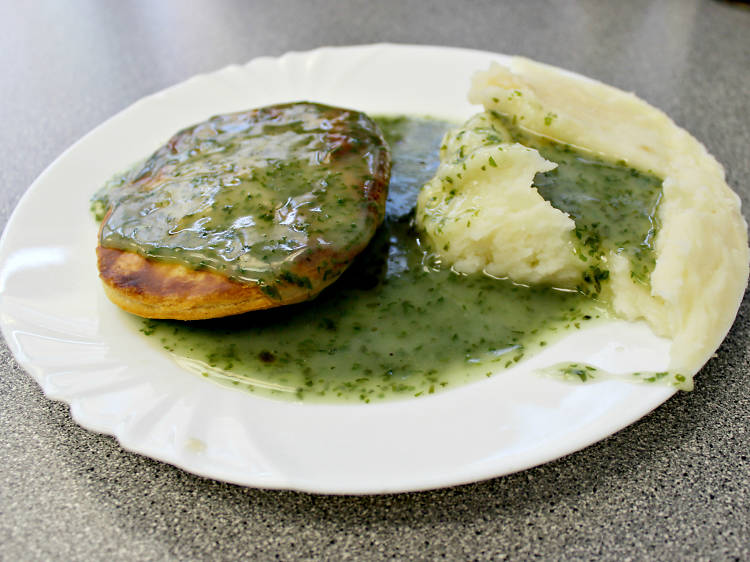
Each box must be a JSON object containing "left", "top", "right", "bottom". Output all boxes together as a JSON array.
[{"left": 93, "top": 57, "right": 749, "bottom": 402}]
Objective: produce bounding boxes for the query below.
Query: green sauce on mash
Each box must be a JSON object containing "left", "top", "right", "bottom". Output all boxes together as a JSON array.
[{"left": 498, "top": 112, "right": 663, "bottom": 290}]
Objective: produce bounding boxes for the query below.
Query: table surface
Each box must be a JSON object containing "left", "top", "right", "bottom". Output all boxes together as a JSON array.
[{"left": 2, "top": 0, "right": 749, "bottom": 559}]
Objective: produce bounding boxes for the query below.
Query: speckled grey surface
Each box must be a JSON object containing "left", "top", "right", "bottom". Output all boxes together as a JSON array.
[{"left": 1, "top": 0, "right": 749, "bottom": 559}]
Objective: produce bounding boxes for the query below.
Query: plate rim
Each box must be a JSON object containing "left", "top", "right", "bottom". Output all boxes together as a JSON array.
[{"left": 0, "top": 43, "right": 680, "bottom": 495}]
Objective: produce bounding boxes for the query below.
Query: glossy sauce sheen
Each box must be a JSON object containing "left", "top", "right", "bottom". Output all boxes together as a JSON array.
[
  {"left": 138, "top": 117, "right": 635, "bottom": 404},
  {"left": 463, "top": 111, "right": 663, "bottom": 292},
  {"left": 520, "top": 122, "right": 663, "bottom": 288},
  {"left": 98, "top": 102, "right": 388, "bottom": 290}
]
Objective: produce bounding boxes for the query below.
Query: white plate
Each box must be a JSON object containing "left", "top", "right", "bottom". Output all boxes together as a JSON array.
[{"left": 0, "top": 44, "right": 677, "bottom": 494}]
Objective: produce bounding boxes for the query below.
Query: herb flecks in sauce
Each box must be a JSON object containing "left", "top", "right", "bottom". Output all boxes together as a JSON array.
[
  {"left": 538, "top": 362, "right": 689, "bottom": 390},
  {"left": 137, "top": 117, "right": 611, "bottom": 403},
  {"left": 95, "top": 103, "right": 388, "bottom": 291},
  {"left": 489, "top": 111, "right": 664, "bottom": 291}
]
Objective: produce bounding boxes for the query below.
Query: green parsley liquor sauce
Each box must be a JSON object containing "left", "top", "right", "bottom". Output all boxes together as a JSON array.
[
  {"left": 137, "top": 116, "right": 614, "bottom": 404},
  {"left": 96, "top": 103, "right": 388, "bottom": 290},
  {"left": 490, "top": 111, "right": 664, "bottom": 291}
]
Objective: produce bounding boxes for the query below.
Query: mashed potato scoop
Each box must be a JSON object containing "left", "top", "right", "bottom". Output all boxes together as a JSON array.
[{"left": 417, "top": 58, "right": 749, "bottom": 380}]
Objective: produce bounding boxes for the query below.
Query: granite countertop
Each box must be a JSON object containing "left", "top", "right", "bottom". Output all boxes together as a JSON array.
[{"left": 1, "top": 1, "right": 748, "bottom": 559}]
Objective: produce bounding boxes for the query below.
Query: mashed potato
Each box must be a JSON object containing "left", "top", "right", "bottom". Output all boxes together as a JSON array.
[
  {"left": 417, "top": 57, "right": 749, "bottom": 379},
  {"left": 417, "top": 113, "right": 586, "bottom": 286}
]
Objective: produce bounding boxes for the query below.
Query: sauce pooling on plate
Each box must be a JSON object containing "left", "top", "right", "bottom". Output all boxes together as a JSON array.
[{"left": 135, "top": 116, "right": 671, "bottom": 404}]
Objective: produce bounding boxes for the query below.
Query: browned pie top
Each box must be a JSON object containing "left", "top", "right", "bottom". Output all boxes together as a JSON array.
[{"left": 95, "top": 102, "right": 390, "bottom": 319}]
